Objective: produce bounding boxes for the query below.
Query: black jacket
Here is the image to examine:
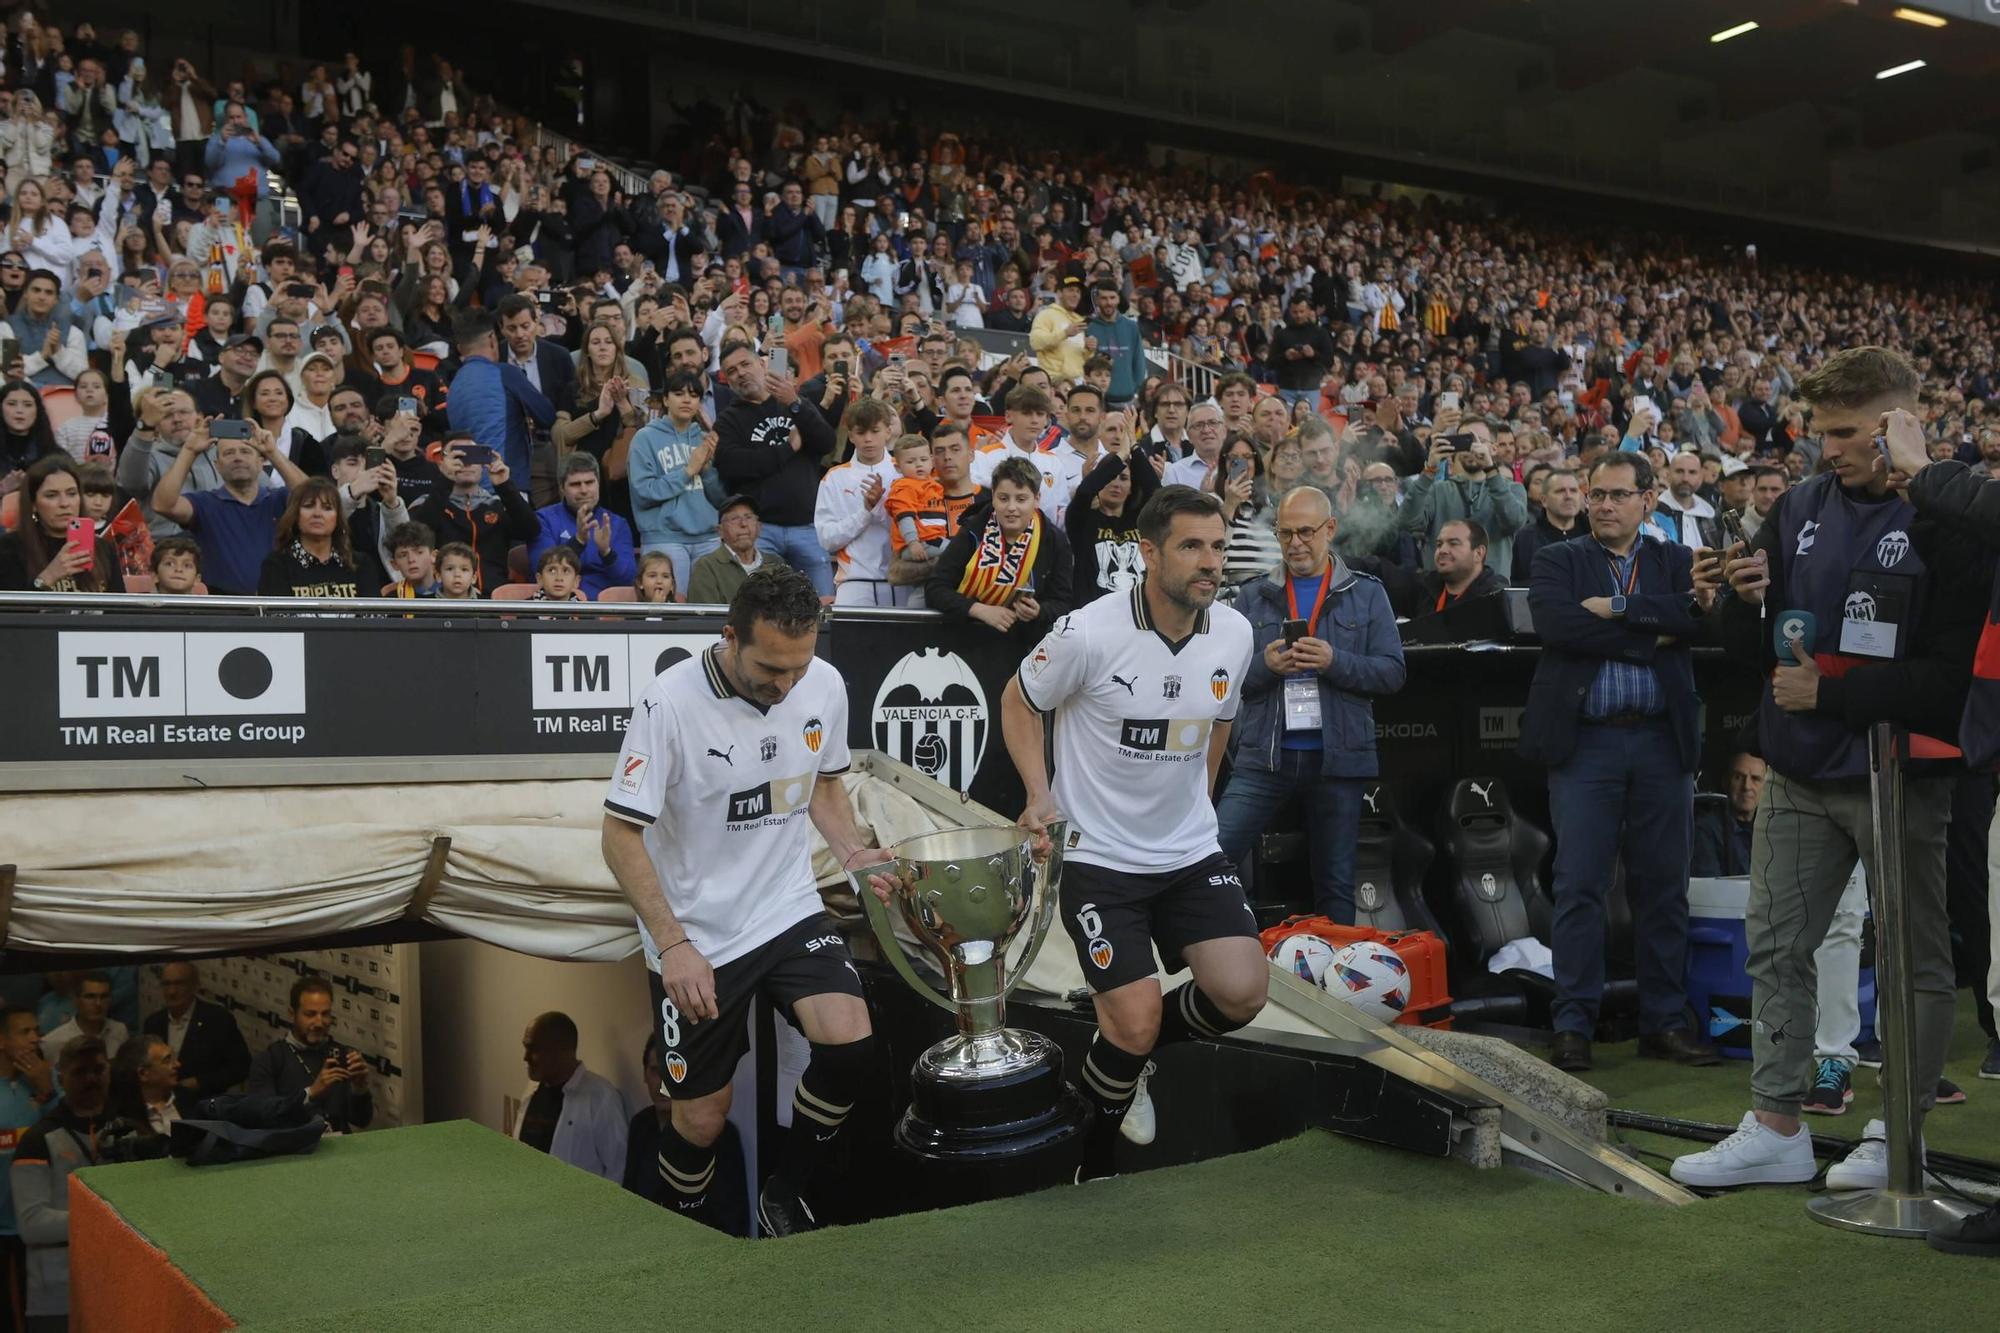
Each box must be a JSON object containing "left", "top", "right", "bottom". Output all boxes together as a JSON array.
[
  {"left": 1065, "top": 449, "right": 1158, "bottom": 604},
  {"left": 258, "top": 543, "right": 365, "bottom": 598},
  {"left": 1269, "top": 320, "right": 1335, "bottom": 392},
  {"left": 245, "top": 1037, "right": 373, "bottom": 1132},
  {"left": 713, "top": 395, "right": 836, "bottom": 527},
  {"left": 926, "top": 504, "right": 1074, "bottom": 644},
  {"left": 408, "top": 477, "right": 539, "bottom": 594},
  {"left": 142, "top": 999, "right": 251, "bottom": 1099},
  {"left": 1510, "top": 513, "right": 1587, "bottom": 584},
  {"left": 1522, "top": 536, "right": 1702, "bottom": 772}
]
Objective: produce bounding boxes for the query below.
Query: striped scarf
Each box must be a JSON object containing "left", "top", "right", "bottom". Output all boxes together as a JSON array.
[
  {"left": 1424, "top": 296, "right": 1450, "bottom": 337},
  {"left": 956, "top": 512, "right": 1042, "bottom": 606},
  {"left": 1376, "top": 299, "right": 1398, "bottom": 332}
]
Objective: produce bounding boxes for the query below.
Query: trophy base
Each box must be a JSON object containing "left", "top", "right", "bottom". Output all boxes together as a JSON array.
[{"left": 897, "top": 1028, "right": 1089, "bottom": 1164}]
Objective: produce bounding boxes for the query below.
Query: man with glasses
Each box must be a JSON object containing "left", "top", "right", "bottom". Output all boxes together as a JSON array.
[
  {"left": 1521, "top": 453, "right": 1717, "bottom": 1074},
  {"left": 1216, "top": 486, "right": 1404, "bottom": 922},
  {"left": 1165, "top": 401, "right": 1227, "bottom": 488},
  {"left": 1140, "top": 386, "right": 1191, "bottom": 464}
]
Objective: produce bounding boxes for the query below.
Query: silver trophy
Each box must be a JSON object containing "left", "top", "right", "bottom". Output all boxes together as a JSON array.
[{"left": 847, "top": 823, "right": 1088, "bottom": 1162}]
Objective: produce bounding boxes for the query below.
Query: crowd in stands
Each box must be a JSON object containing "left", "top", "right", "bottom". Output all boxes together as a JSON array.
[{"left": 0, "top": 11, "right": 1994, "bottom": 617}]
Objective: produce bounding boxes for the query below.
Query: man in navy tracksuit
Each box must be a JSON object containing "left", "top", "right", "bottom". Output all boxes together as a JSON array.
[
  {"left": 1216, "top": 486, "right": 1405, "bottom": 922},
  {"left": 1522, "top": 451, "right": 1716, "bottom": 1073}
]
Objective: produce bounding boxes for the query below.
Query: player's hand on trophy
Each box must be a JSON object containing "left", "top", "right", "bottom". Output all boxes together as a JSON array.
[
  {"left": 1018, "top": 793, "right": 1061, "bottom": 863},
  {"left": 661, "top": 938, "right": 719, "bottom": 1022},
  {"left": 844, "top": 847, "right": 899, "bottom": 905}
]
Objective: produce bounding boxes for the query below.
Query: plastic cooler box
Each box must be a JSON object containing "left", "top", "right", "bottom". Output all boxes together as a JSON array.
[
  {"left": 1685, "top": 875, "right": 1875, "bottom": 1060},
  {"left": 1258, "top": 916, "right": 1453, "bottom": 1029}
]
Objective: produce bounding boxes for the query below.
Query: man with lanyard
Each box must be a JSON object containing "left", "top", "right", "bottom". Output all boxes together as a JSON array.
[
  {"left": 602, "top": 567, "right": 890, "bottom": 1236},
  {"left": 1673, "top": 346, "right": 1985, "bottom": 1191},
  {"left": 1522, "top": 453, "right": 1717, "bottom": 1074},
  {"left": 12, "top": 1039, "right": 111, "bottom": 1329},
  {"left": 999, "top": 487, "right": 1262, "bottom": 1179},
  {"left": 1216, "top": 487, "right": 1404, "bottom": 923}
]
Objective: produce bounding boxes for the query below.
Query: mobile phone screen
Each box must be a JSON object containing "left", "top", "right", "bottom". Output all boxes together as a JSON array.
[{"left": 1282, "top": 618, "right": 1308, "bottom": 646}]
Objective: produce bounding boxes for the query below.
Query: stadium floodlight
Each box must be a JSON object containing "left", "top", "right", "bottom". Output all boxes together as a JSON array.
[
  {"left": 1890, "top": 7, "right": 1947, "bottom": 27},
  {"left": 1709, "top": 21, "right": 1760, "bottom": 42},
  {"left": 1875, "top": 59, "right": 1928, "bottom": 79}
]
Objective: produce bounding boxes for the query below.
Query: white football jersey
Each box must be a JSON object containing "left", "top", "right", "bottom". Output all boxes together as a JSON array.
[
  {"left": 970, "top": 437, "right": 1075, "bottom": 524},
  {"left": 605, "top": 646, "right": 851, "bottom": 968},
  {"left": 1017, "top": 582, "right": 1253, "bottom": 875}
]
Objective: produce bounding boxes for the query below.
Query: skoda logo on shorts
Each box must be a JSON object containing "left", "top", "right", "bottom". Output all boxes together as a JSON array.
[{"left": 873, "top": 649, "right": 988, "bottom": 791}]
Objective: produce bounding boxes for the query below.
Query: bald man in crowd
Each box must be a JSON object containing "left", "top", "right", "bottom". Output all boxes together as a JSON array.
[{"left": 514, "top": 1011, "right": 629, "bottom": 1181}]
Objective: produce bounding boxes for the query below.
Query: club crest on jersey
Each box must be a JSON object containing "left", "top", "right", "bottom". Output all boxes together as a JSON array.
[
  {"left": 802, "top": 716, "right": 824, "bottom": 753},
  {"left": 1088, "top": 937, "right": 1114, "bottom": 970},
  {"left": 1162, "top": 674, "right": 1181, "bottom": 700},
  {"left": 664, "top": 1052, "right": 688, "bottom": 1083},
  {"left": 759, "top": 735, "right": 778, "bottom": 763},
  {"left": 1876, "top": 530, "right": 1909, "bottom": 568},
  {"left": 1209, "top": 668, "right": 1230, "bottom": 701}
]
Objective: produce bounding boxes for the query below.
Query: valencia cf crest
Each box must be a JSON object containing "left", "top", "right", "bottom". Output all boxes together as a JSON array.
[
  {"left": 802, "top": 716, "right": 824, "bottom": 753},
  {"left": 664, "top": 1052, "right": 688, "bottom": 1083},
  {"left": 1162, "top": 674, "right": 1182, "bottom": 700},
  {"left": 1209, "top": 668, "right": 1230, "bottom": 701},
  {"left": 760, "top": 735, "right": 779, "bottom": 763},
  {"left": 1088, "top": 937, "right": 1114, "bottom": 970}
]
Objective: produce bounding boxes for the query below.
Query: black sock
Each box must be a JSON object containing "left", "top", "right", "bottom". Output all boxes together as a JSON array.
[
  {"left": 1077, "top": 1033, "right": 1148, "bottom": 1180},
  {"left": 778, "top": 1037, "right": 874, "bottom": 1195},
  {"left": 1154, "top": 982, "right": 1245, "bottom": 1048},
  {"left": 658, "top": 1116, "right": 718, "bottom": 1226}
]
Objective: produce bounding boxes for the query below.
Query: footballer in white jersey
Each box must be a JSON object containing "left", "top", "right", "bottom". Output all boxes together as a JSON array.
[
  {"left": 1001, "top": 486, "right": 1268, "bottom": 1181},
  {"left": 601, "top": 566, "right": 893, "bottom": 1236}
]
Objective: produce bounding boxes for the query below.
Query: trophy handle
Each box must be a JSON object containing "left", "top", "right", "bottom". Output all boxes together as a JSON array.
[
  {"left": 999, "top": 818, "right": 1067, "bottom": 1002},
  {"left": 848, "top": 868, "right": 960, "bottom": 1015}
]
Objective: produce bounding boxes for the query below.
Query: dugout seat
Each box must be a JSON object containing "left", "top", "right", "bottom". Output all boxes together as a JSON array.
[
  {"left": 1435, "top": 776, "right": 1552, "bottom": 966},
  {"left": 1351, "top": 782, "right": 1441, "bottom": 937}
]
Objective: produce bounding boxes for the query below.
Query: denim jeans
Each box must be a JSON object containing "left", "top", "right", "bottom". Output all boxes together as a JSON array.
[
  {"left": 757, "top": 522, "right": 834, "bottom": 597},
  {"left": 1547, "top": 718, "right": 1693, "bottom": 1038},
  {"left": 1215, "top": 747, "right": 1364, "bottom": 923},
  {"left": 643, "top": 536, "right": 719, "bottom": 598}
]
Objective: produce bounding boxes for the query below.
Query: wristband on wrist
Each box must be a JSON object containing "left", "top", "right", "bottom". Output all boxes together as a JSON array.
[{"left": 660, "top": 937, "right": 693, "bottom": 955}]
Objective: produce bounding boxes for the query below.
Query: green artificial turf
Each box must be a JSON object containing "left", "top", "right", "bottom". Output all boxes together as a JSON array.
[
  {"left": 81, "top": 1106, "right": 2000, "bottom": 1333},
  {"left": 1578, "top": 991, "right": 2000, "bottom": 1165}
]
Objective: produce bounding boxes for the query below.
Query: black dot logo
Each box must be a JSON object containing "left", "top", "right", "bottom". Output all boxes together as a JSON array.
[
  {"left": 655, "top": 648, "right": 691, "bottom": 675},
  {"left": 217, "top": 647, "right": 273, "bottom": 700}
]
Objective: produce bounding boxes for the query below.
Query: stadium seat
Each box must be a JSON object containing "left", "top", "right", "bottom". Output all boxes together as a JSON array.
[
  {"left": 1351, "top": 783, "right": 1442, "bottom": 937},
  {"left": 507, "top": 545, "right": 530, "bottom": 584},
  {"left": 597, "top": 586, "right": 637, "bottom": 601},
  {"left": 490, "top": 583, "right": 540, "bottom": 600},
  {"left": 39, "top": 384, "right": 79, "bottom": 430},
  {"left": 1434, "top": 777, "right": 1552, "bottom": 967}
]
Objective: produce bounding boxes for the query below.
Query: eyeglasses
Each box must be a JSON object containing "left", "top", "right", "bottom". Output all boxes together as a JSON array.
[
  {"left": 1586, "top": 488, "right": 1643, "bottom": 505},
  {"left": 0, "top": 261, "right": 24, "bottom": 271},
  {"left": 1277, "top": 524, "right": 1329, "bottom": 545}
]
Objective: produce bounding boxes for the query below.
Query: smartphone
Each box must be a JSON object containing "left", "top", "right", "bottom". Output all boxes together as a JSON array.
[
  {"left": 1437, "top": 390, "right": 1460, "bottom": 413},
  {"left": 1440, "top": 432, "right": 1478, "bottom": 453},
  {"left": 1228, "top": 458, "right": 1250, "bottom": 481},
  {"left": 768, "top": 346, "right": 790, "bottom": 377},
  {"left": 578, "top": 156, "right": 594, "bottom": 169},
  {"left": 398, "top": 397, "right": 420, "bottom": 417},
  {"left": 1717, "top": 505, "right": 1748, "bottom": 549},
  {"left": 338, "top": 266, "right": 354, "bottom": 280},
  {"left": 66, "top": 517, "right": 94, "bottom": 568},
  {"left": 831, "top": 359, "right": 849, "bottom": 377},
  {"left": 210, "top": 418, "right": 253, "bottom": 440},
  {"left": 365, "top": 446, "right": 388, "bottom": 469},
  {"left": 287, "top": 282, "right": 317, "bottom": 299},
  {"left": 1282, "top": 618, "right": 1308, "bottom": 647},
  {"left": 454, "top": 443, "right": 496, "bottom": 466}
]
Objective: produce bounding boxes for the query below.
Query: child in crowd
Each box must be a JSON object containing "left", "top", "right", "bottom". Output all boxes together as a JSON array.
[
  {"left": 77, "top": 464, "right": 116, "bottom": 525},
  {"left": 886, "top": 434, "right": 949, "bottom": 556},
  {"left": 437, "top": 542, "right": 479, "bottom": 599},
  {"left": 388, "top": 521, "right": 441, "bottom": 597},
  {"left": 150, "top": 536, "right": 205, "bottom": 595},
  {"left": 532, "top": 545, "right": 587, "bottom": 602},
  {"left": 635, "top": 550, "right": 677, "bottom": 604}
]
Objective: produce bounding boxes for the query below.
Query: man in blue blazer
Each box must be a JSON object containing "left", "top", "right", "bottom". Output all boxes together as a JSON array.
[{"left": 1522, "top": 452, "right": 1720, "bottom": 1073}]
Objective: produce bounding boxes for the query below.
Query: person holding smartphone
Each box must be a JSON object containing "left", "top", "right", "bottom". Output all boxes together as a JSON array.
[{"left": 0, "top": 455, "right": 123, "bottom": 591}]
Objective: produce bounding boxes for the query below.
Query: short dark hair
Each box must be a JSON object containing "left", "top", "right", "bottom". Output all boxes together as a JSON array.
[
  {"left": 1137, "top": 485, "right": 1224, "bottom": 547},
  {"left": 1795, "top": 345, "right": 1919, "bottom": 410},
  {"left": 57, "top": 1035, "right": 106, "bottom": 1069},
  {"left": 938, "top": 364, "right": 975, "bottom": 392},
  {"left": 727, "top": 565, "right": 822, "bottom": 644},
  {"left": 845, "top": 396, "right": 896, "bottom": 436},
  {"left": 660, "top": 369, "right": 704, "bottom": 399},
  {"left": 438, "top": 541, "right": 475, "bottom": 568},
  {"left": 150, "top": 535, "right": 202, "bottom": 573},
  {"left": 388, "top": 520, "right": 436, "bottom": 554},
  {"left": 719, "top": 336, "right": 756, "bottom": 364},
  {"left": 537, "top": 545, "right": 582, "bottom": 575},
  {"left": 1441, "top": 517, "right": 1489, "bottom": 551},
  {"left": 453, "top": 312, "right": 496, "bottom": 351},
  {"left": 1588, "top": 452, "right": 1654, "bottom": 492},
  {"left": 991, "top": 456, "right": 1042, "bottom": 495},
  {"left": 561, "top": 451, "right": 599, "bottom": 480},
  {"left": 1067, "top": 383, "right": 1105, "bottom": 410},
  {"left": 1007, "top": 386, "right": 1053, "bottom": 417},
  {"left": 290, "top": 975, "right": 334, "bottom": 1011},
  {"left": 367, "top": 326, "right": 404, "bottom": 349},
  {"left": 494, "top": 293, "right": 538, "bottom": 325},
  {"left": 79, "top": 970, "right": 113, "bottom": 994},
  {"left": 530, "top": 1011, "right": 579, "bottom": 1050}
]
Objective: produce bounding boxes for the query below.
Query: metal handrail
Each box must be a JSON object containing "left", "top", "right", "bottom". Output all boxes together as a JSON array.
[{"left": 0, "top": 591, "right": 950, "bottom": 622}]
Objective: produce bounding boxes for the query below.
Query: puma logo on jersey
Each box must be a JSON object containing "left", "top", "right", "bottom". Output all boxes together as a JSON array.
[
  {"left": 642, "top": 698, "right": 658, "bottom": 716},
  {"left": 1110, "top": 673, "right": 1137, "bottom": 695},
  {"left": 707, "top": 745, "right": 735, "bottom": 766},
  {"left": 1469, "top": 780, "right": 1493, "bottom": 806}
]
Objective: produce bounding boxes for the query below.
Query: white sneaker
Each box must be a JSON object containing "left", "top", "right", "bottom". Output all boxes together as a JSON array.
[
  {"left": 1119, "top": 1062, "right": 1156, "bottom": 1145},
  {"left": 1669, "top": 1111, "right": 1817, "bottom": 1187},
  {"left": 1825, "top": 1119, "right": 1925, "bottom": 1191}
]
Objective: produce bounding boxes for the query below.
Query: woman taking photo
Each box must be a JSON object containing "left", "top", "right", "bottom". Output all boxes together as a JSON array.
[
  {"left": 1206, "top": 432, "right": 1280, "bottom": 596},
  {"left": 259, "top": 474, "right": 364, "bottom": 597},
  {"left": 242, "top": 368, "right": 328, "bottom": 477},
  {"left": 0, "top": 455, "right": 124, "bottom": 591},
  {"left": 551, "top": 320, "right": 642, "bottom": 522}
]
